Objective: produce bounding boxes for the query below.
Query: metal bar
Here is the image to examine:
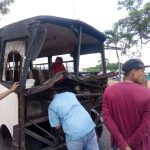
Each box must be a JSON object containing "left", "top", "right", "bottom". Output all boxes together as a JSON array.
[
  {"left": 40, "top": 144, "right": 66, "bottom": 150},
  {"left": 24, "top": 128, "right": 54, "bottom": 146},
  {"left": 19, "top": 95, "right": 26, "bottom": 150},
  {"left": 76, "top": 26, "right": 82, "bottom": 76},
  {"left": 101, "top": 44, "right": 106, "bottom": 73},
  {"left": 25, "top": 116, "right": 48, "bottom": 126},
  {"left": 76, "top": 93, "right": 102, "bottom": 97},
  {"left": 29, "top": 120, "right": 56, "bottom": 143},
  {"left": 12, "top": 52, "right": 15, "bottom": 81}
]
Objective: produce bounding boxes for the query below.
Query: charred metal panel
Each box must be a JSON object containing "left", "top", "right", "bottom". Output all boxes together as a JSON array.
[
  {"left": 0, "top": 16, "right": 108, "bottom": 149},
  {"left": 20, "top": 22, "right": 47, "bottom": 90}
]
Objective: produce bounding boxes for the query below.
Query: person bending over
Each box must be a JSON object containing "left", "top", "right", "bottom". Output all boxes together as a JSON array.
[{"left": 48, "top": 91, "right": 99, "bottom": 150}]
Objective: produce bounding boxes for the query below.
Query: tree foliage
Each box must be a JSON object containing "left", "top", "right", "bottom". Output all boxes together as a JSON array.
[
  {"left": 82, "top": 65, "right": 100, "bottom": 73},
  {"left": 118, "top": 2, "right": 150, "bottom": 45},
  {"left": 104, "top": 23, "right": 121, "bottom": 68},
  {"left": 104, "top": 23, "right": 128, "bottom": 78},
  {"left": 107, "top": 62, "right": 119, "bottom": 72},
  {"left": 0, "top": 0, "right": 14, "bottom": 15},
  {"left": 104, "top": 23, "right": 133, "bottom": 51},
  {"left": 118, "top": 0, "right": 150, "bottom": 44},
  {"left": 104, "top": 4, "right": 149, "bottom": 78},
  {"left": 82, "top": 63, "right": 119, "bottom": 73},
  {"left": 118, "top": 0, "right": 143, "bottom": 10},
  {"left": 104, "top": 0, "right": 150, "bottom": 61}
]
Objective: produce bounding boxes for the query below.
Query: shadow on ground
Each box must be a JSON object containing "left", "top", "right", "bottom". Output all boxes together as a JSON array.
[{"left": 99, "top": 125, "right": 112, "bottom": 150}]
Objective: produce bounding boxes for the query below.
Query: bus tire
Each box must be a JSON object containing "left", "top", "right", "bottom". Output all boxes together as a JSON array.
[
  {"left": 25, "top": 135, "right": 43, "bottom": 150},
  {"left": 0, "top": 125, "right": 12, "bottom": 149}
]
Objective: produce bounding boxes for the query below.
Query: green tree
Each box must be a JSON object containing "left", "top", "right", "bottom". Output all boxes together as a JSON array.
[
  {"left": 82, "top": 62, "right": 119, "bottom": 73},
  {"left": 105, "top": 23, "right": 121, "bottom": 59},
  {"left": 118, "top": 2, "right": 150, "bottom": 45},
  {"left": 107, "top": 62, "right": 119, "bottom": 72},
  {"left": 82, "top": 65, "right": 100, "bottom": 73},
  {"left": 104, "top": 23, "right": 126, "bottom": 80},
  {"left": 0, "top": 0, "right": 14, "bottom": 15},
  {"left": 118, "top": 0, "right": 143, "bottom": 10},
  {"left": 105, "top": 0, "right": 150, "bottom": 61}
]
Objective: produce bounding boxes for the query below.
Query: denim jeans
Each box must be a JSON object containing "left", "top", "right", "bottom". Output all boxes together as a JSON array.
[
  {"left": 66, "top": 129, "right": 99, "bottom": 150},
  {"left": 113, "top": 145, "right": 117, "bottom": 150}
]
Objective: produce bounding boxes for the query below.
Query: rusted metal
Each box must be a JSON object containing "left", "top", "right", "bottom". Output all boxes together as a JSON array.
[
  {"left": 19, "top": 94, "right": 26, "bottom": 150},
  {"left": 76, "top": 93, "right": 102, "bottom": 97},
  {"left": 29, "top": 120, "right": 56, "bottom": 143},
  {"left": 25, "top": 116, "right": 48, "bottom": 127},
  {"left": 13, "top": 125, "right": 20, "bottom": 148},
  {"left": 40, "top": 144, "right": 66, "bottom": 150},
  {"left": 0, "top": 16, "right": 117, "bottom": 150},
  {"left": 24, "top": 128, "right": 55, "bottom": 146}
]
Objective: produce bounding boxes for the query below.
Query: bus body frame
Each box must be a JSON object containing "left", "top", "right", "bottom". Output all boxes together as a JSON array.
[{"left": 0, "top": 16, "right": 115, "bottom": 149}]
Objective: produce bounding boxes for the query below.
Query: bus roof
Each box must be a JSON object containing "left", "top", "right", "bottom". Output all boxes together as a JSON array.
[{"left": 0, "top": 15, "right": 106, "bottom": 56}]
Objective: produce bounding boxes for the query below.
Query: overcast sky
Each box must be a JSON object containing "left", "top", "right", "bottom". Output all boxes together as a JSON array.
[
  {"left": 0, "top": 0, "right": 126, "bottom": 30},
  {"left": 0, "top": 0, "right": 149, "bottom": 69}
]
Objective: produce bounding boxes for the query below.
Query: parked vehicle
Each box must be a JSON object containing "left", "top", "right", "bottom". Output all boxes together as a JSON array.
[{"left": 0, "top": 15, "right": 115, "bottom": 150}]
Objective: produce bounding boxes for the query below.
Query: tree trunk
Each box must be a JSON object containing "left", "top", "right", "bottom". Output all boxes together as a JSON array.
[{"left": 115, "top": 48, "right": 121, "bottom": 82}]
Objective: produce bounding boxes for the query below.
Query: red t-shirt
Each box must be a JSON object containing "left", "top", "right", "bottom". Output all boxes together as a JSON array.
[
  {"left": 102, "top": 82, "right": 150, "bottom": 150},
  {"left": 51, "top": 63, "right": 66, "bottom": 75}
]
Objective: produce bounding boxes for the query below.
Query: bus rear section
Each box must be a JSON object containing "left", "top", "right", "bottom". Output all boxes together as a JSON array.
[{"left": 0, "top": 16, "right": 116, "bottom": 149}]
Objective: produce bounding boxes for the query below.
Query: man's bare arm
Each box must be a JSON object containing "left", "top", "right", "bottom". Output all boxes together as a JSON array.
[
  {"left": 117, "top": 146, "right": 132, "bottom": 150},
  {"left": 55, "top": 124, "right": 61, "bottom": 129},
  {"left": 0, "top": 82, "right": 19, "bottom": 100}
]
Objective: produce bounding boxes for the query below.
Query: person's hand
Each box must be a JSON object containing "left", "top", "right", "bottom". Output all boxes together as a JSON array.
[
  {"left": 117, "top": 146, "right": 132, "bottom": 150},
  {"left": 10, "top": 82, "right": 19, "bottom": 92},
  {"left": 125, "top": 146, "right": 132, "bottom": 150}
]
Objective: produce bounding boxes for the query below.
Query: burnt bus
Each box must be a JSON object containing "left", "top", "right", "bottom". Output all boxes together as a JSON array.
[{"left": 0, "top": 16, "right": 115, "bottom": 150}]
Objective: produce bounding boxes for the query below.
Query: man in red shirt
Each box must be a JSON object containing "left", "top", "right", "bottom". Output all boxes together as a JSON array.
[
  {"left": 51, "top": 57, "right": 66, "bottom": 76},
  {"left": 102, "top": 58, "right": 150, "bottom": 150}
]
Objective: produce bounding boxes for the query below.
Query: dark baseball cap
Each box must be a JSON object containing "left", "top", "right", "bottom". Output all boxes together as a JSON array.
[{"left": 122, "top": 58, "right": 150, "bottom": 74}]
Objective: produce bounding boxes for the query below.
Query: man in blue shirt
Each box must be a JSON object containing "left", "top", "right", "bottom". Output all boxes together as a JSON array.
[{"left": 48, "top": 91, "right": 99, "bottom": 150}]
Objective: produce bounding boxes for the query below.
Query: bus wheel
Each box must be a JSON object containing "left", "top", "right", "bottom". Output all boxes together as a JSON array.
[
  {"left": 25, "top": 135, "right": 44, "bottom": 150},
  {"left": 0, "top": 125, "right": 12, "bottom": 149}
]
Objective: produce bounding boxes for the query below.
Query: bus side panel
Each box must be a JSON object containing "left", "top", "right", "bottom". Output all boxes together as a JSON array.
[{"left": 0, "top": 84, "right": 19, "bottom": 136}]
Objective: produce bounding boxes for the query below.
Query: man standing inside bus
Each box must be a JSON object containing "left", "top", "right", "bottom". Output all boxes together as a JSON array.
[
  {"left": 0, "top": 82, "right": 19, "bottom": 100},
  {"left": 48, "top": 91, "right": 99, "bottom": 150},
  {"left": 51, "top": 57, "right": 66, "bottom": 76}
]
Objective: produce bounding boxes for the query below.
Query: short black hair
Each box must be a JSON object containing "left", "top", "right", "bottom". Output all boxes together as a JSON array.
[{"left": 122, "top": 58, "right": 150, "bottom": 75}]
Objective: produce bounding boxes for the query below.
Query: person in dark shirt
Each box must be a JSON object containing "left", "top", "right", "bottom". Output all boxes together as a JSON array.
[{"left": 102, "top": 58, "right": 150, "bottom": 150}]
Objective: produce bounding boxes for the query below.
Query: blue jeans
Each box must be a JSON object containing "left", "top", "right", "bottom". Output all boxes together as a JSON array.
[
  {"left": 66, "top": 129, "right": 99, "bottom": 150},
  {"left": 113, "top": 145, "right": 117, "bottom": 150}
]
